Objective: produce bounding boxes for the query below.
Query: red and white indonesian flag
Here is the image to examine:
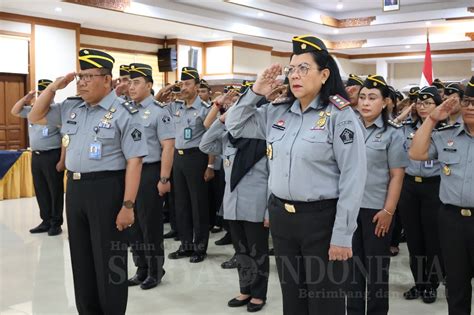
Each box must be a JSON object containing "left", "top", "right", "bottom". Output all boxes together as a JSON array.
[{"left": 420, "top": 32, "right": 433, "bottom": 87}]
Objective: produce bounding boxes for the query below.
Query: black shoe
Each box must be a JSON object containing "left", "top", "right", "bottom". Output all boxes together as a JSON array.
[
  {"left": 210, "top": 226, "right": 223, "bottom": 233},
  {"left": 140, "top": 276, "right": 158, "bottom": 290},
  {"left": 422, "top": 287, "right": 437, "bottom": 304},
  {"left": 190, "top": 252, "right": 206, "bottom": 263},
  {"left": 269, "top": 248, "right": 275, "bottom": 256},
  {"left": 48, "top": 226, "right": 62, "bottom": 236},
  {"left": 168, "top": 248, "right": 193, "bottom": 259},
  {"left": 247, "top": 301, "right": 266, "bottom": 312},
  {"left": 221, "top": 255, "right": 238, "bottom": 269},
  {"left": 215, "top": 232, "right": 232, "bottom": 246},
  {"left": 163, "top": 230, "right": 178, "bottom": 239},
  {"left": 173, "top": 236, "right": 180, "bottom": 241},
  {"left": 128, "top": 272, "right": 147, "bottom": 286},
  {"left": 403, "top": 286, "right": 421, "bottom": 300},
  {"left": 228, "top": 296, "right": 251, "bottom": 307},
  {"left": 29, "top": 222, "right": 50, "bottom": 234},
  {"left": 390, "top": 246, "right": 400, "bottom": 257}
]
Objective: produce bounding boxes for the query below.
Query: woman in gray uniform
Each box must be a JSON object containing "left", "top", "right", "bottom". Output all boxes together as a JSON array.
[
  {"left": 200, "top": 91, "right": 270, "bottom": 313},
  {"left": 225, "top": 35, "right": 367, "bottom": 315},
  {"left": 347, "top": 75, "right": 408, "bottom": 315},
  {"left": 398, "top": 86, "right": 446, "bottom": 303}
]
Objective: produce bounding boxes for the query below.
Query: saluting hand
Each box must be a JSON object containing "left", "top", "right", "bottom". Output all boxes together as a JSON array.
[
  {"left": 24, "top": 90, "right": 36, "bottom": 103},
  {"left": 429, "top": 97, "right": 457, "bottom": 122},
  {"left": 50, "top": 72, "right": 76, "bottom": 92},
  {"left": 253, "top": 63, "right": 282, "bottom": 97},
  {"left": 116, "top": 207, "right": 134, "bottom": 231},
  {"left": 329, "top": 245, "right": 353, "bottom": 261}
]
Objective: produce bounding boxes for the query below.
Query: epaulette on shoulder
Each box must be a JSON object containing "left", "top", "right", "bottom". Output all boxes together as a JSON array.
[
  {"left": 201, "top": 100, "right": 211, "bottom": 108},
  {"left": 402, "top": 119, "right": 413, "bottom": 126},
  {"left": 387, "top": 119, "right": 403, "bottom": 128},
  {"left": 121, "top": 101, "right": 138, "bottom": 114},
  {"left": 154, "top": 100, "right": 167, "bottom": 108},
  {"left": 271, "top": 97, "right": 292, "bottom": 106},
  {"left": 435, "top": 122, "right": 461, "bottom": 132},
  {"left": 329, "top": 94, "right": 351, "bottom": 110}
]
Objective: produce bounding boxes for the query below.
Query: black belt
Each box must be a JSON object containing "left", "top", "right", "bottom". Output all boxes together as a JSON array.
[
  {"left": 32, "top": 148, "right": 61, "bottom": 155},
  {"left": 66, "top": 170, "right": 124, "bottom": 181},
  {"left": 175, "top": 148, "right": 201, "bottom": 156},
  {"left": 270, "top": 194, "right": 337, "bottom": 214},
  {"left": 405, "top": 174, "right": 440, "bottom": 183},
  {"left": 444, "top": 204, "right": 474, "bottom": 217}
]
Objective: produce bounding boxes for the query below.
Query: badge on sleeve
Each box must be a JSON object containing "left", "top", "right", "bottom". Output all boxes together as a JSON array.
[
  {"left": 184, "top": 127, "right": 192, "bottom": 140},
  {"left": 42, "top": 127, "right": 49, "bottom": 137},
  {"left": 89, "top": 141, "right": 102, "bottom": 160},
  {"left": 424, "top": 160, "right": 434, "bottom": 169},
  {"left": 131, "top": 129, "right": 142, "bottom": 141},
  {"left": 339, "top": 128, "right": 354, "bottom": 144}
]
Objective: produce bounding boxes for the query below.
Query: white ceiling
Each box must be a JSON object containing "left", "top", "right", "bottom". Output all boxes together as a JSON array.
[{"left": 1, "top": 0, "right": 473, "bottom": 63}]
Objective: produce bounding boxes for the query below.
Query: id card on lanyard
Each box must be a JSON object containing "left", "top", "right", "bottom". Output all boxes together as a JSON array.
[
  {"left": 42, "top": 127, "right": 49, "bottom": 137},
  {"left": 89, "top": 126, "right": 102, "bottom": 160}
]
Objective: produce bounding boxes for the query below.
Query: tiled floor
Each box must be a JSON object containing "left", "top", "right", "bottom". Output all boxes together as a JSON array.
[{"left": 0, "top": 197, "right": 470, "bottom": 314}]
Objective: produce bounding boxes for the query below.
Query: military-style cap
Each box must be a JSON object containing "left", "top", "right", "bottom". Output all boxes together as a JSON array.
[
  {"left": 346, "top": 74, "right": 364, "bottom": 87},
  {"left": 181, "top": 67, "right": 199, "bottom": 81},
  {"left": 432, "top": 78, "right": 444, "bottom": 90},
  {"left": 396, "top": 90, "right": 404, "bottom": 101},
  {"left": 224, "top": 85, "right": 239, "bottom": 93},
  {"left": 444, "top": 82, "right": 464, "bottom": 98},
  {"left": 78, "top": 49, "right": 114, "bottom": 70},
  {"left": 239, "top": 80, "right": 255, "bottom": 94},
  {"left": 129, "top": 63, "right": 153, "bottom": 80},
  {"left": 408, "top": 86, "right": 420, "bottom": 101},
  {"left": 37, "top": 79, "right": 52, "bottom": 91},
  {"left": 418, "top": 86, "right": 442, "bottom": 105},
  {"left": 119, "top": 65, "right": 130, "bottom": 77},
  {"left": 199, "top": 79, "right": 210, "bottom": 90},
  {"left": 465, "top": 76, "right": 474, "bottom": 98},
  {"left": 363, "top": 75, "right": 388, "bottom": 90},
  {"left": 292, "top": 35, "right": 328, "bottom": 55}
]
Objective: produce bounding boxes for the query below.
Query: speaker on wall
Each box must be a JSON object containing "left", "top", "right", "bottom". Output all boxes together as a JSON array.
[{"left": 157, "top": 48, "right": 177, "bottom": 72}]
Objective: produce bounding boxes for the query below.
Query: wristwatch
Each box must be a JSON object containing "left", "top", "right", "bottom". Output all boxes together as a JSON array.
[
  {"left": 160, "top": 177, "right": 169, "bottom": 184},
  {"left": 122, "top": 200, "right": 135, "bottom": 209}
]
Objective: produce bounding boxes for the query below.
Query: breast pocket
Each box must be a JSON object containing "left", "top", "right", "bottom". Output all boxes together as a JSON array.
[
  {"left": 268, "top": 130, "right": 285, "bottom": 160},
  {"left": 438, "top": 153, "right": 461, "bottom": 168},
  {"left": 61, "top": 124, "right": 78, "bottom": 136},
  {"left": 298, "top": 131, "right": 332, "bottom": 161},
  {"left": 366, "top": 142, "right": 387, "bottom": 163},
  {"left": 97, "top": 128, "right": 116, "bottom": 142}
]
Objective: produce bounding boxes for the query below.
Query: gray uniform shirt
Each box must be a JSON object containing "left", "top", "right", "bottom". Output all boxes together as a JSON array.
[
  {"left": 135, "top": 95, "right": 175, "bottom": 164},
  {"left": 200, "top": 119, "right": 269, "bottom": 222},
  {"left": 225, "top": 89, "right": 367, "bottom": 247},
  {"left": 361, "top": 115, "right": 408, "bottom": 209},
  {"left": 169, "top": 96, "right": 211, "bottom": 149},
  {"left": 20, "top": 105, "right": 61, "bottom": 151},
  {"left": 428, "top": 124, "right": 474, "bottom": 207},
  {"left": 46, "top": 90, "right": 148, "bottom": 172},
  {"left": 404, "top": 121, "right": 441, "bottom": 177}
]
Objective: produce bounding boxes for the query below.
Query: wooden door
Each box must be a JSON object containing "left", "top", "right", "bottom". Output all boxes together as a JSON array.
[{"left": 0, "top": 73, "right": 27, "bottom": 150}]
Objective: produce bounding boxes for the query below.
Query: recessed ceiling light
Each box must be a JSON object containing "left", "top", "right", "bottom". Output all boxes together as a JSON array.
[
  {"left": 54, "top": 7, "right": 62, "bottom": 12},
  {"left": 333, "top": 29, "right": 339, "bottom": 34},
  {"left": 405, "top": 45, "right": 411, "bottom": 48},
  {"left": 257, "top": 12, "right": 264, "bottom": 17},
  {"left": 425, "top": 21, "right": 431, "bottom": 26},
  {"left": 336, "top": 1, "right": 343, "bottom": 10}
]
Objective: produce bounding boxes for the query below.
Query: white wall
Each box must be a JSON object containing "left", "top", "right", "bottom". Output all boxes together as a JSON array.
[
  {"left": 80, "top": 34, "right": 160, "bottom": 53},
  {"left": 233, "top": 46, "right": 271, "bottom": 75},
  {"left": 0, "top": 36, "right": 29, "bottom": 74},
  {"left": 177, "top": 44, "right": 203, "bottom": 78},
  {"left": 271, "top": 55, "right": 290, "bottom": 67},
  {"left": 35, "top": 25, "right": 77, "bottom": 102},
  {"left": 205, "top": 46, "right": 232, "bottom": 74},
  {"left": 0, "top": 20, "right": 30, "bottom": 34}
]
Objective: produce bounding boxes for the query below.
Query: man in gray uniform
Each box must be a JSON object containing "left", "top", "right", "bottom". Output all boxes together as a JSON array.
[
  {"left": 126, "top": 63, "right": 175, "bottom": 290},
  {"left": 410, "top": 76, "right": 474, "bottom": 315},
  {"left": 167, "top": 67, "right": 213, "bottom": 263},
  {"left": 28, "top": 49, "right": 147, "bottom": 315},
  {"left": 115, "top": 64, "right": 131, "bottom": 101},
  {"left": 11, "top": 79, "right": 65, "bottom": 236}
]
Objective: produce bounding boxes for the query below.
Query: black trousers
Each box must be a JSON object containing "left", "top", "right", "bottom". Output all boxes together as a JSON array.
[
  {"left": 208, "top": 167, "right": 225, "bottom": 228},
  {"left": 129, "top": 162, "right": 164, "bottom": 278},
  {"left": 66, "top": 171, "right": 128, "bottom": 315},
  {"left": 398, "top": 176, "right": 444, "bottom": 290},
  {"left": 173, "top": 150, "right": 209, "bottom": 253},
  {"left": 163, "top": 169, "right": 178, "bottom": 232},
  {"left": 268, "top": 195, "right": 347, "bottom": 315},
  {"left": 439, "top": 204, "right": 474, "bottom": 315},
  {"left": 390, "top": 210, "right": 403, "bottom": 247},
  {"left": 31, "top": 148, "right": 64, "bottom": 227},
  {"left": 347, "top": 208, "right": 393, "bottom": 315},
  {"left": 228, "top": 220, "right": 269, "bottom": 300}
]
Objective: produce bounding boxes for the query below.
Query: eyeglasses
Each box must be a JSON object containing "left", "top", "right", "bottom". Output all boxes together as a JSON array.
[
  {"left": 283, "top": 63, "right": 315, "bottom": 77},
  {"left": 75, "top": 73, "right": 107, "bottom": 82},
  {"left": 416, "top": 101, "right": 436, "bottom": 108},
  {"left": 461, "top": 99, "right": 474, "bottom": 108}
]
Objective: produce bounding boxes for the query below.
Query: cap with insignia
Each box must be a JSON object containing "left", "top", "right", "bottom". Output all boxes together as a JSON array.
[
  {"left": 119, "top": 65, "right": 130, "bottom": 77},
  {"left": 239, "top": 80, "right": 255, "bottom": 94},
  {"left": 37, "top": 79, "right": 52, "bottom": 91},
  {"left": 79, "top": 48, "right": 115, "bottom": 70},
  {"left": 224, "top": 85, "right": 239, "bottom": 93},
  {"left": 292, "top": 35, "right": 328, "bottom": 54},
  {"left": 346, "top": 74, "right": 364, "bottom": 87},
  {"left": 199, "top": 79, "right": 210, "bottom": 90},
  {"left": 408, "top": 86, "right": 420, "bottom": 101},
  {"left": 129, "top": 63, "right": 153, "bottom": 81},
  {"left": 418, "top": 86, "right": 442, "bottom": 105},
  {"left": 395, "top": 90, "right": 404, "bottom": 101},
  {"left": 432, "top": 78, "right": 444, "bottom": 90},
  {"left": 444, "top": 82, "right": 464, "bottom": 98},
  {"left": 465, "top": 76, "right": 474, "bottom": 98},
  {"left": 363, "top": 75, "right": 388, "bottom": 92},
  {"left": 181, "top": 67, "right": 199, "bottom": 82}
]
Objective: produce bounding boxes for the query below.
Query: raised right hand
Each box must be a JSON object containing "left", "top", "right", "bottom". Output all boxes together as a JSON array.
[
  {"left": 24, "top": 90, "right": 36, "bottom": 103},
  {"left": 50, "top": 72, "right": 76, "bottom": 92},
  {"left": 429, "top": 97, "right": 457, "bottom": 122},
  {"left": 252, "top": 63, "right": 282, "bottom": 97}
]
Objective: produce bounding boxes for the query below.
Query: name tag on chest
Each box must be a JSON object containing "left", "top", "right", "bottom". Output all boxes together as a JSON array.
[
  {"left": 424, "top": 160, "right": 434, "bottom": 168},
  {"left": 89, "top": 141, "right": 102, "bottom": 160}
]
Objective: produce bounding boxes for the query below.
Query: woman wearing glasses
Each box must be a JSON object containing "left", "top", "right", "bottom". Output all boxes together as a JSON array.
[
  {"left": 398, "top": 86, "right": 446, "bottom": 304},
  {"left": 409, "top": 76, "right": 474, "bottom": 315},
  {"left": 225, "top": 35, "right": 367, "bottom": 315}
]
